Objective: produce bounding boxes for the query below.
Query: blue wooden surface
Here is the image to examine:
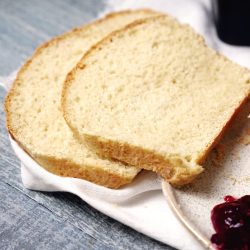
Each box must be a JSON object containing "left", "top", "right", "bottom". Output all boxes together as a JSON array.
[{"left": 0, "top": 1, "right": 174, "bottom": 249}]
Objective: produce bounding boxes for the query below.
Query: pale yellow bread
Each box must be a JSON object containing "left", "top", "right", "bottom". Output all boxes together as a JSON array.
[
  {"left": 5, "top": 9, "right": 160, "bottom": 189},
  {"left": 63, "top": 15, "right": 250, "bottom": 186}
]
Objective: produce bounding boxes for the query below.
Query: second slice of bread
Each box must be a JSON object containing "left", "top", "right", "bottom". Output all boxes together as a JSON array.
[{"left": 63, "top": 15, "right": 250, "bottom": 186}]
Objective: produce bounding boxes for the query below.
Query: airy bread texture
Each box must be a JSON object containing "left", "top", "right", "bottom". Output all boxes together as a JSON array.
[
  {"left": 63, "top": 15, "right": 250, "bottom": 186},
  {"left": 5, "top": 9, "right": 160, "bottom": 189}
]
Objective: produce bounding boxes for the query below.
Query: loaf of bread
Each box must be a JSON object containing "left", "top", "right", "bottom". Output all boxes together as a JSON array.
[
  {"left": 63, "top": 15, "right": 250, "bottom": 186},
  {"left": 5, "top": 9, "right": 160, "bottom": 188}
]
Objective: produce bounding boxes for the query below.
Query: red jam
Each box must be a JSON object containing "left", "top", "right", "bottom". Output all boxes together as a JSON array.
[{"left": 211, "top": 195, "right": 250, "bottom": 250}]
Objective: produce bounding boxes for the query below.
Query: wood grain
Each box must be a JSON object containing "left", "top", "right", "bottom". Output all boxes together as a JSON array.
[{"left": 0, "top": 0, "right": 174, "bottom": 249}]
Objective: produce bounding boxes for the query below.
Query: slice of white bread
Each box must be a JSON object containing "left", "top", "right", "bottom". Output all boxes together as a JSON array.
[
  {"left": 63, "top": 15, "right": 250, "bottom": 186},
  {"left": 5, "top": 9, "right": 160, "bottom": 189}
]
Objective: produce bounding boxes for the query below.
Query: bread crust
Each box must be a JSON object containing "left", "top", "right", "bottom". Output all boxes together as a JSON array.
[
  {"left": 4, "top": 9, "right": 157, "bottom": 189},
  {"left": 36, "top": 155, "right": 133, "bottom": 189},
  {"left": 62, "top": 15, "right": 250, "bottom": 186},
  {"left": 83, "top": 134, "right": 204, "bottom": 186}
]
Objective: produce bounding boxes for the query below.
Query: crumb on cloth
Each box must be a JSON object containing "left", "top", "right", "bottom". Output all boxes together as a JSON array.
[
  {"left": 211, "top": 143, "right": 226, "bottom": 167},
  {"left": 238, "top": 127, "right": 250, "bottom": 145}
]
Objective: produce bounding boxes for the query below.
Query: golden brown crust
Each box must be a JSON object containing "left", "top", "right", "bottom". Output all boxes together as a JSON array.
[
  {"left": 36, "top": 155, "right": 134, "bottom": 189},
  {"left": 83, "top": 134, "right": 203, "bottom": 186},
  {"left": 9, "top": 131, "right": 133, "bottom": 189},
  {"left": 4, "top": 9, "right": 157, "bottom": 189}
]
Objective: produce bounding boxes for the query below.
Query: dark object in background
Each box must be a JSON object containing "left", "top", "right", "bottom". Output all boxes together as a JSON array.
[{"left": 212, "top": 0, "right": 250, "bottom": 46}]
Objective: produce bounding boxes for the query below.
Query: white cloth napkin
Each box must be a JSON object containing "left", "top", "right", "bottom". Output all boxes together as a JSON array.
[{"left": 2, "top": 1, "right": 250, "bottom": 249}]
